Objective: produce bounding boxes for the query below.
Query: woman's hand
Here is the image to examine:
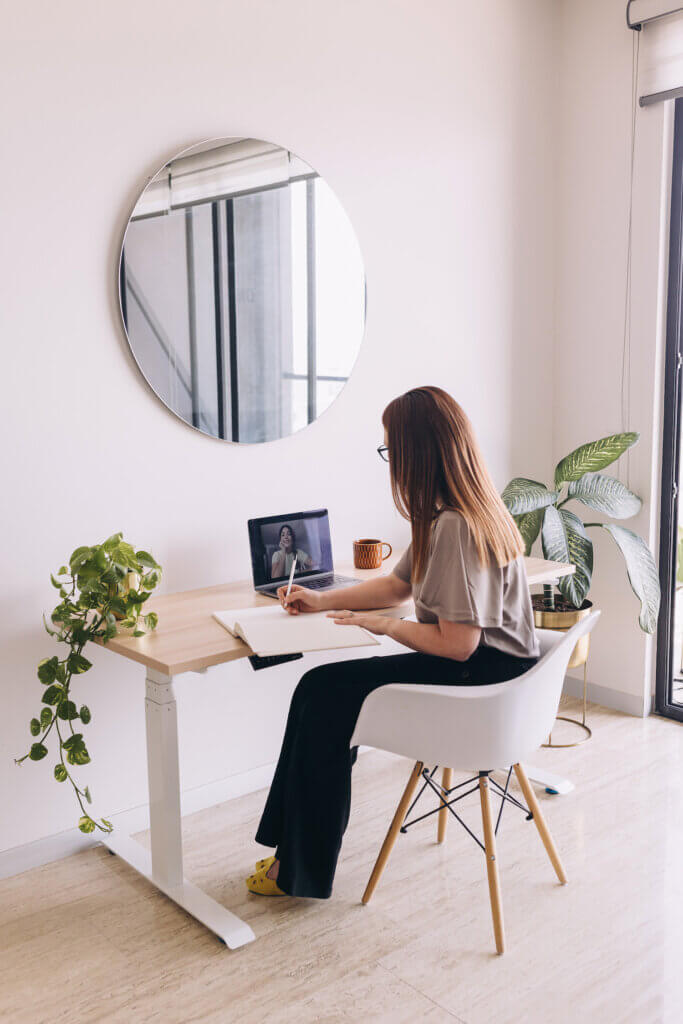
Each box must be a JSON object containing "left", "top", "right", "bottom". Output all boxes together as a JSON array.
[
  {"left": 327, "top": 609, "right": 394, "bottom": 636},
  {"left": 278, "top": 584, "right": 322, "bottom": 615}
]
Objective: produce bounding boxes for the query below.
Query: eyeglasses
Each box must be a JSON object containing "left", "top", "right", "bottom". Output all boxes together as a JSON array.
[{"left": 377, "top": 444, "right": 389, "bottom": 463}]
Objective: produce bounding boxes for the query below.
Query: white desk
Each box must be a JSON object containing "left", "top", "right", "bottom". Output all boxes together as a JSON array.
[{"left": 100, "top": 554, "right": 575, "bottom": 948}]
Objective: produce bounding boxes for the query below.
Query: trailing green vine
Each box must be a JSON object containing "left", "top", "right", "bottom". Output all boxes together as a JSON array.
[{"left": 15, "top": 533, "right": 162, "bottom": 834}]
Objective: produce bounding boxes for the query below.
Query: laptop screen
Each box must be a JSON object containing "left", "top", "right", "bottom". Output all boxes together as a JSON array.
[{"left": 248, "top": 509, "right": 334, "bottom": 588}]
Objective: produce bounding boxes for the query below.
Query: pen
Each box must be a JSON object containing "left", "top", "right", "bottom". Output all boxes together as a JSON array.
[{"left": 284, "top": 557, "right": 297, "bottom": 606}]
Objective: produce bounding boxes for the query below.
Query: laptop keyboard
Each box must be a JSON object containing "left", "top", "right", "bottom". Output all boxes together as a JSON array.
[
  {"left": 261, "top": 574, "right": 359, "bottom": 596},
  {"left": 304, "top": 574, "right": 359, "bottom": 590}
]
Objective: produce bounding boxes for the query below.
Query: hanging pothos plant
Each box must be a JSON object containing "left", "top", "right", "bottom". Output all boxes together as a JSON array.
[
  {"left": 15, "top": 533, "right": 162, "bottom": 834},
  {"left": 502, "top": 432, "right": 661, "bottom": 633}
]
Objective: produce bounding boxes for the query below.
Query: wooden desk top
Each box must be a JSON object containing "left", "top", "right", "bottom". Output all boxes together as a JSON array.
[{"left": 101, "top": 554, "right": 574, "bottom": 677}]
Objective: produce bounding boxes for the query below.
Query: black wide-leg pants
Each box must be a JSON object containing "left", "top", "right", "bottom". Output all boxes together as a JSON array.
[{"left": 255, "top": 646, "right": 537, "bottom": 899}]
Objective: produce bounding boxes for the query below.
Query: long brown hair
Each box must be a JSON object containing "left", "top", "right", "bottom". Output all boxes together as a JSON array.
[{"left": 382, "top": 386, "right": 523, "bottom": 579}]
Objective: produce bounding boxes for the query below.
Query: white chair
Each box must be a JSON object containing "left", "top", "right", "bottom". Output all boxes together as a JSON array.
[{"left": 351, "top": 609, "right": 600, "bottom": 954}]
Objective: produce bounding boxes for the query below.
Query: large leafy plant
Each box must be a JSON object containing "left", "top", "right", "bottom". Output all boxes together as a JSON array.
[
  {"left": 15, "top": 534, "right": 162, "bottom": 833},
  {"left": 502, "top": 432, "right": 660, "bottom": 633}
]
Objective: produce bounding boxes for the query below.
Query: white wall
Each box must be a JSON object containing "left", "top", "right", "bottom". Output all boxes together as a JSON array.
[
  {"left": 556, "top": 0, "right": 670, "bottom": 716},
  {"left": 0, "top": 0, "right": 561, "bottom": 851},
  {"left": 0, "top": 0, "right": 559, "bottom": 853}
]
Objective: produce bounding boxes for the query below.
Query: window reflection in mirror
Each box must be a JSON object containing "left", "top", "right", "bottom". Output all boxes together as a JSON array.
[{"left": 119, "top": 138, "right": 366, "bottom": 443}]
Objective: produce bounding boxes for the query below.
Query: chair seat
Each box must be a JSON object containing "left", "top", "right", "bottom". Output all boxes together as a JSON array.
[{"left": 351, "top": 615, "right": 601, "bottom": 772}]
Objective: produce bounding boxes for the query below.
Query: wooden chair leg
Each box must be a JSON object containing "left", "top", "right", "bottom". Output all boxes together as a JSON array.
[
  {"left": 437, "top": 766, "right": 453, "bottom": 844},
  {"left": 513, "top": 763, "right": 567, "bottom": 884},
  {"left": 362, "top": 760, "right": 424, "bottom": 905},
  {"left": 479, "top": 774, "right": 505, "bottom": 954}
]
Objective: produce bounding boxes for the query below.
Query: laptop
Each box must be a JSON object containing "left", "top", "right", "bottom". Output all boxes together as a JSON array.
[{"left": 248, "top": 508, "right": 360, "bottom": 599}]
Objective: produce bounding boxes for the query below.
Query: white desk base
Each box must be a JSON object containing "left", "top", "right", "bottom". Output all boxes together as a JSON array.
[{"left": 100, "top": 669, "right": 255, "bottom": 950}]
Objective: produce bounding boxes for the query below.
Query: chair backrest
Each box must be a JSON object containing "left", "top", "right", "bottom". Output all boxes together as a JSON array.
[
  {"left": 505, "top": 609, "right": 601, "bottom": 754},
  {"left": 351, "top": 609, "right": 601, "bottom": 771}
]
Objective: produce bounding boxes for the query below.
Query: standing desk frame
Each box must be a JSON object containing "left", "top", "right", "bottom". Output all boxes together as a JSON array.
[{"left": 99, "top": 557, "right": 575, "bottom": 949}]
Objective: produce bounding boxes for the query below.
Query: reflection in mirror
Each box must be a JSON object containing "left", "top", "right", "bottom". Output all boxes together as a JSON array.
[{"left": 119, "top": 138, "right": 366, "bottom": 443}]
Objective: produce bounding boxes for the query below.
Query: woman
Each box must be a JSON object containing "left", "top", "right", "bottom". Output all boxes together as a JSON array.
[
  {"left": 247, "top": 386, "right": 539, "bottom": 898},
  {"left": 271, "top": 523, "right": 313, "bottom": 579}
]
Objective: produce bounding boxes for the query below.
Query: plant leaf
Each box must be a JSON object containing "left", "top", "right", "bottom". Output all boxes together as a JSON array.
[
  {"left": 136, "top": 551, "right": 160, "bottom": 570},
  {"left": 57, "top": 700, "right": 79, "bottom": 721},
  {"left": 67, "top": 749, "right": 91, "bottom": 766},
  {"left": 501, "top": 478, "right": 558, "bottom": 515},
  {"left": 63, "top": 733, "right": 90, "bottom": 765},
  {"left": 69, "top": 547, "right": 92, "bottom": 570},
  {"left": 101, "top": 818, "right": 113, "bottom": 832},
  {"left": 109, "top": 597, "right": 127, "bottom": 617},
  {"left": 79, "top": 705, "right": 91, "bottom": 724},
  {"left": 78, "top": 816, "right": 96, "bottom": 834},
  {"left": 54, "top": 764, "right": 67, "bottom": 782},
  {"left": 29, "top": 743, "right": 48, "bottom": 761},
  {"left": 84, "top": 786, "right": 92, "bottom": 804},
  {"left": 40, "top": 708, "right": 52, "bottom": 729},
  {"left": 144, "top": 612, "right": 158, "bottom": 631},
  {"left": 37, "top": 656, "right": 58, "bottom": 685},
  {"left": 112, "top": 542, "right": 140, "bottom": 570},
  {"left": 43, "top": 614, "right": 58, "bottom": 638},
  {"left": 600, "top": 524, "right": 661, "bottom": 633},
  {"left": 30, "top": 718, "right": 41, "bottom": 736},
  {"left": 514, "top": 509, "right": 544, "bottom": 556},
  {"left": 554, "top": 432, "right": 639, "bottom": 487},
  {"left": 541, "top": 506, "right": 593, "bottom": 607},
  {"left": 567, "top": 473, "right": 642, "bottom": 519},
  {"left": 67, "top": 653, "right": 92, "bottom": 675},
  {"left": 41, "top": 685, "right": 63, "bottom": 705}
]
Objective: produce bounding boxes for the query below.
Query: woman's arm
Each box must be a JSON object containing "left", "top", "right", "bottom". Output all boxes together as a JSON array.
[
  {"left": 297, "top": 550, "right": 314, "bottom": 570},
  {"left": 331, "top": 610, "right": 480, "bottom": 662},
  {"left": 272, "top": 550, "right": 286, "bottom": 577},
  {"left": 278, "top": 573, "right": 411, "bottom": 614}
]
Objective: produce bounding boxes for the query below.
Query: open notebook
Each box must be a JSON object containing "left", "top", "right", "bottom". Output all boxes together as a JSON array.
[{"left": 212, "top": 605, "right": 380, "bottom": 657}]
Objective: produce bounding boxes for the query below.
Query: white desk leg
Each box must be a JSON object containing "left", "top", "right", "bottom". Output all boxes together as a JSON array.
[
  {"left": 100, "top": 668, "right": 255, "bottom": 949},
  {"left": 145, "top": 669, "right": 183, "bottom": 885}
]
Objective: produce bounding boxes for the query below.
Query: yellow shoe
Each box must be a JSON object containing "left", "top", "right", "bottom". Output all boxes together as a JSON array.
[
  {"left": 246, "top": 867, "right": 286, "bottom": 897},
  {"left": 255, "top": 855, "right": 275, "bottom": 873}
]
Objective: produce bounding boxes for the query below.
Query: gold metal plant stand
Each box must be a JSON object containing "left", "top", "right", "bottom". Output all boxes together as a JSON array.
[{"left": 543, "top": 660, "right": 592, "bottom": 748}]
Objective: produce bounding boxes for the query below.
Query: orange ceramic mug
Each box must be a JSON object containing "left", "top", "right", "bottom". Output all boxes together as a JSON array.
[{"left": 353, "top": 538, "right": 393, "bottom": 570}]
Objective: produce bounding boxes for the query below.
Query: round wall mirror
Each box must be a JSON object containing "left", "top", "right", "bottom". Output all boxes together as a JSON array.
[{"left": 119, "top": 138, "right": 366, "bottom": 443}]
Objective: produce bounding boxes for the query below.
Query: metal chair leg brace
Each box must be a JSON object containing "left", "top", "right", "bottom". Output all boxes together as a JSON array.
[{"left": 399, "top": 766, "right": 533, "bottom": 855}]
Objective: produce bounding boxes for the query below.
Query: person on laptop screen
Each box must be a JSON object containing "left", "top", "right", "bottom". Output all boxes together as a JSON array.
[
  {"left": 271, "top": 524, "right": 313, "bottom": 579},
  {"left": 246, "top": 386, "right": 539, "bottom": 901}
]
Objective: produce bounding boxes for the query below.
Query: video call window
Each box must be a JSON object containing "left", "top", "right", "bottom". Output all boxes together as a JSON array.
[{"left": 249, "top": 510, "right": 333, "bottom": 586}]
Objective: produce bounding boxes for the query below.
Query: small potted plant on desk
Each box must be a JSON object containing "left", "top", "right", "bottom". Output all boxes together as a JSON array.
[{"left": 502, "top": 432, "right": 661, "bottom": 745}]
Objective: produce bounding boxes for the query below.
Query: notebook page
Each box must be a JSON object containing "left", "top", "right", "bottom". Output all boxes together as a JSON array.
[
  {"left": 213, "top": 604, "right": 286, "bottom": 635},
  {"left": 212, "top": 607, "right": 379, "bottom": 656}
]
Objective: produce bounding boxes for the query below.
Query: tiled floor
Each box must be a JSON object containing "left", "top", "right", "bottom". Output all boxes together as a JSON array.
[{"left": 2, "top": 697, "right": 683, "bottom": 1023}]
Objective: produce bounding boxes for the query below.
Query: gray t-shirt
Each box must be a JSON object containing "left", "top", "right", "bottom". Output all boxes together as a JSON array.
[{"left": 392, "top": 509, "right": 539, "bottom": 659}]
